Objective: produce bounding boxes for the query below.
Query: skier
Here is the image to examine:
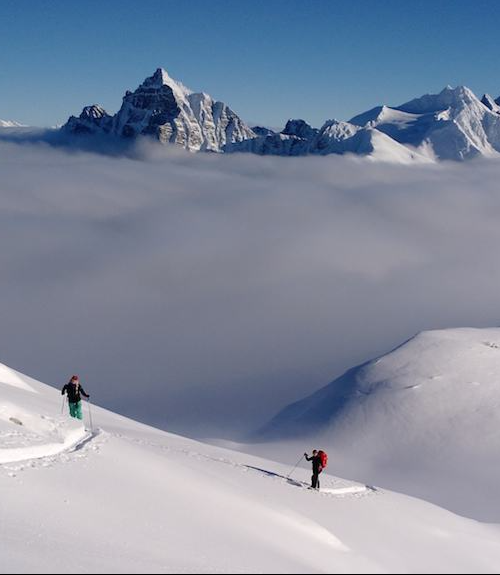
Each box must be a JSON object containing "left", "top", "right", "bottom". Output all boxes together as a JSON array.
[
  {"left": 61, "top": 375, "right": 90, "bottom": 421},
  {"left": 304, "top": 450, "right": 324, "bottom": 490}
]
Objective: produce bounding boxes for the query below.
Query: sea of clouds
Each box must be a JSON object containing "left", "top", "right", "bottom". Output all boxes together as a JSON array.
[{"left": 1, "top": 137, "right": 500, "bottom": 437}]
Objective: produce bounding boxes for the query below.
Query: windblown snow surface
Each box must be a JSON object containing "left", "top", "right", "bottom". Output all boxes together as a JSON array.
[{"left": 1, "top": 363, "right": 500, "bottom": 573}]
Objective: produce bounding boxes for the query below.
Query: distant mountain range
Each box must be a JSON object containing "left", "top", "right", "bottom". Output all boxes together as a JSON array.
[{"left": 5, "top": 68, "right": 500, "bottom": 162}]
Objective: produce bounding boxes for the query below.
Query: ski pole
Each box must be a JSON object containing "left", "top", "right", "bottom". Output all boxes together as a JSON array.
[
  {"left": 287, "top": 455, "right": 305, "bottom": 479},
  {"left": 87, "top": 399, "right": 94, "bottom": 432}
]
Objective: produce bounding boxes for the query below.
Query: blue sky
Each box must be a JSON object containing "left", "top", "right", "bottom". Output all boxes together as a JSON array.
[{"left": 1, "top": 0, "right": 500, "bottom": 127}]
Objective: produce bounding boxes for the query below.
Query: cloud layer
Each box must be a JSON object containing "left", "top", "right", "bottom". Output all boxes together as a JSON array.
[{"left": 1, "top": 139, "right": 499, "bottom": 436}]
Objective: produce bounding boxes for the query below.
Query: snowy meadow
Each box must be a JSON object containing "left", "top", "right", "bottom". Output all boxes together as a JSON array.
[{"left": 1, "top": 139, "right": 500, "bottom": 437}]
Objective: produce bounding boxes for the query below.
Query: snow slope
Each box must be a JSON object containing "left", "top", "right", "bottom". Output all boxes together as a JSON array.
[
  {"left": 313, "top": 124, "right": 432, "bottom": 163},
  {"left": 2, "top": 362, "right": 500, "bottom": 572},
  {"left": 258, "top": 328, "right": 500, "bottom": 522}
]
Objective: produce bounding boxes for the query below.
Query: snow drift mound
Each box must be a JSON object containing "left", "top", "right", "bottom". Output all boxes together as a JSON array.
[{"left": 259, "top": 328, "right": 500, "bottom": 521}]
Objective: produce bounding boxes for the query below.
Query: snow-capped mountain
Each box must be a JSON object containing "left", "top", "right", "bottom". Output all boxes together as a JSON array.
[
  {"left": 350, "top": 86, "right": 500, "bottom": 160},
  {"left": 282, "top": 118, "right": 319, "bottom": 140},
  {"left": 230, "top": 118, "right": 432, "bottom": 163},
  {"left": 312, "top": 120, "right": 433, "bottom": 162},
  {"left": 63, "top": 105, "right": 113, "bottom": 135},
  {"left": 238, "top": 86, "right": 500, "bottom": 161},
  {"left": 64, "top": 68, "right": 256, "bottom": 152},
  {"left": 2, "top": 360, "right": 500, "bottom": 572},
  {"left": 258, "top": 328, "right": 500, "bottom": 521},
  {"left": 61, "top": 71, "right": 500, "bottom": 162}
]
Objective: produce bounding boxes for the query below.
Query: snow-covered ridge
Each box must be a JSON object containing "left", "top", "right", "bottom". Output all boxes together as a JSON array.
[
  {"left": 355, "top": 86, "right": 500, "bottom": 160},
  {"left": 2, "top": 358, "right": 500, "bottom": 572},
  {"left": 261, "top": 327, "right": 500, "bottom": 437},
  {"left": 0, "top": 363, "right": 37, "bottom": 392},
  {"left": 258, "top": 327, "right": 500, "bottom": 521},
  {"left": 61, "top": 71, "right": 500, "bottom": 162}
]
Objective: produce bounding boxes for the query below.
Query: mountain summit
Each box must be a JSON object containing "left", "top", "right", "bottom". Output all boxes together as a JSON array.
[{"left": 64, "top": 68, "right": 256, "bottom": 152}]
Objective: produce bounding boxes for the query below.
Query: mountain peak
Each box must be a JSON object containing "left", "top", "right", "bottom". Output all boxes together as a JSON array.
[
  {"left": 281, "top": 119, "right": 318, "bottom": 140},
  {"left": 397, "top": 85, "right": 478, "bottom": 115},
  {"left": 152, "top": 67, "right": 173, "bottom": 85},
  {"left": 62, "top": 102, "right": 113, "bottom": 135},
  {"left": 79, "top": 105, "right": 110, "bottom": 121},
  {"left": 144, "top": 67, "right": 193, "bottom": 98},
  {"left": 73, "top": 68, "right": 255, "bottom": 151},
  {"left": 481, "top": 94, "right": 500, "bottom": 114},
  {"left": 440, "top": 85, "right": 475, "bottom": 99}
]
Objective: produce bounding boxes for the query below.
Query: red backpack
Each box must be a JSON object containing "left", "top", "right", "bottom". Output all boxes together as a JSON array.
[{"left": 318, "top": 450, "right": 328, "bottom": 469}]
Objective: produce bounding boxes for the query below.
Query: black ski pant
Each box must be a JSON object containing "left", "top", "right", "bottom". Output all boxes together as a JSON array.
[{"left": 312, "top": 470, "right": 322, "bottom": 490}]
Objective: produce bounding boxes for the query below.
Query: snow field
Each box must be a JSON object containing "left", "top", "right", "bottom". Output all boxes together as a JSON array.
[{"left": 1, "top": 362, "right": 500, "bottom": 573}]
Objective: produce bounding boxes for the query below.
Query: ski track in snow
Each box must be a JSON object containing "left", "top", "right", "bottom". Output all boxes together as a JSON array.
[
  {"left": 0, "top": 424, "right": 373, "bottom": 504},
  {"left": 0, "top": 427, "right": 373, "bottom": 503},
  {"left": 110, "top": 432, "right": 376, "bottom": 501},
  {"left": 0, "top": 429, "right": 104, "bottom": 477}
]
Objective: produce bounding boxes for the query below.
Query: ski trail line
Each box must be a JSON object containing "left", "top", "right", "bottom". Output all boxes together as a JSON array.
[{"left": 0, "top": 428, "right": 101, "bottom": 466}]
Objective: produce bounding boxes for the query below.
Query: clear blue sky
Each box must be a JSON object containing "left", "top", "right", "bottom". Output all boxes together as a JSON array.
[{"left": 1, "top": 0, "right": 500, "bottom": 127}]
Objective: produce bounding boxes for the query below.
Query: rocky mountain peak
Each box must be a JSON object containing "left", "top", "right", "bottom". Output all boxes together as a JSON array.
[
  {"left": 282, "top": 119, "right": 318, "bottom": 140},
  {"left": 481, "top": 94, "right": 500, "bottom": 114}
]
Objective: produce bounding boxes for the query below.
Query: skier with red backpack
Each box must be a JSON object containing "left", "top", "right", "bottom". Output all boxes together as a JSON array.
[{"left": 304, "top": 449, "right": 328, "bottom": 490}]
